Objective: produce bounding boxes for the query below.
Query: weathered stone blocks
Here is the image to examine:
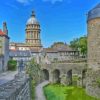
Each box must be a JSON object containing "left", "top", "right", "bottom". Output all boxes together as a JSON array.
[{"left": 0, "top": 72, "right": 30, "bottom": 100}]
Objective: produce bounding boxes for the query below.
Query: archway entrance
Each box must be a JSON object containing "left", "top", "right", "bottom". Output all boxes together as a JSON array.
[
  {"left": 82, "top": 70, "right": 86, "bottom": 79},
  {"left": 67, "top": 70, "right": 72, "bottom": 85},
  {"left": 42, "top": 69, "right": 49, "bottom": 81},
  {"left": 82, "top": 69, "right": 86, "bottom": 87},
  {"left": 53, "top": 69, "right": 60, "bottom": 83}
]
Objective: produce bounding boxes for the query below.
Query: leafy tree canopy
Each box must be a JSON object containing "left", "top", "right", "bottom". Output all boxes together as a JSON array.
[
  {"left": 70, "top": 35, "right": 87, "bottom": 56},
  {"left": 26, "top": 58, "right": 41, "bottom": 83}
]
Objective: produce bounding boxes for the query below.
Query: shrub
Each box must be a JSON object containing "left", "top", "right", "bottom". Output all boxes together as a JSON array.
[
  {"left": 26, "top": 58, "right": 41, "bottom": 84},
  {"left": 8, "top": 59, "right": 17, "bottom": 71},
  {"left": 30, "top": 79, "right": 35, "bottom": 100}
]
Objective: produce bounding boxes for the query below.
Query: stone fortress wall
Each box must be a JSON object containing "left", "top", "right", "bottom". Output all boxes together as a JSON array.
[
  {"left": 41, "top": 63, "right": 87, "bottom": 86},
  {"left": 0, "top": 73, "right": 30, "bottom": 100}
]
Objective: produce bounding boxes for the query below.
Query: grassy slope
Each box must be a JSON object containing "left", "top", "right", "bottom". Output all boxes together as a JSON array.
[{"left": 44, "top": 84, "right": 100, "bottom": 100}]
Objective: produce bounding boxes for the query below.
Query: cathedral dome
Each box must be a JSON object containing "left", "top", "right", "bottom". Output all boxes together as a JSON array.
[
  {"left": 88, "top": 3, "right": 100, "bottom": 21},
  {"left": 26, "top": 11, "right": 39, "bottom": 25}
]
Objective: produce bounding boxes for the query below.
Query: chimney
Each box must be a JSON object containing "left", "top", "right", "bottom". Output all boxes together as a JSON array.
[{"left": 3, "top": 22, "right": 8, "bottom": 35}]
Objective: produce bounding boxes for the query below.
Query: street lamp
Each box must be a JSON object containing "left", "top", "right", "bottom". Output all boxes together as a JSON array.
[{"left": 18, "top": 59, "right": 24, "bottom": 72}]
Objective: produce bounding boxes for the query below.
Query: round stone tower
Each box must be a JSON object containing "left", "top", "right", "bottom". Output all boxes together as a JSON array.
[
  {"left": 87, "top": 3, "right": 100, "bottom": 70},
  {"left": 86, "top": 4, "right": 100, "bottom": 98},
  {"left": 26, "top": 11, "right": 42, "bottom": 50}
]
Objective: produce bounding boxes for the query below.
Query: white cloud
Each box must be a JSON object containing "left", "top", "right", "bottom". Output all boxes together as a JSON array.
[
  {"left": 16, "top": 0, "right": 33, "bottom": 5},
  {"left": 42, "top": 0, "right": 63, "bottom": 4},
  {"left": 16, "top": 0, "right": 65, "bottom": 5},
  {"left": 6, "top": 3, "right": 19, "bottom": 9}
]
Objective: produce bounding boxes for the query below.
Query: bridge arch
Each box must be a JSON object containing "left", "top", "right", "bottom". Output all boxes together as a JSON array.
[
  {"left": 42, "top": 69, "right": 49, "bottom": 81},
  {"left": 53, "top": 69, "right": 60, "bottom": 83},
  {"left": 82, "top": 69, "right": 87, "bottom": 87},
  {"left": 82, "top": 69, "right": 86, "bottom": 79},
  {"left": 67, "top": 69, "right": 72, "bottom": 85}
]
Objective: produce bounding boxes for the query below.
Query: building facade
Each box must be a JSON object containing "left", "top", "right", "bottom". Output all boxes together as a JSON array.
[
  {"left": 0, "top": 22, "right": 9, "bottom": 72},
  {"left": 40, "top": 42, "right": 79, "bottom": 63},
  {"left": 9, "top": 50, "right": 31, "bottom": 66}
]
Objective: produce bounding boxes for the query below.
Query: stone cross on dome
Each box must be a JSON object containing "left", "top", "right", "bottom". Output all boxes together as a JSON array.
[{"left": 31, "top": 10, "right": 35, "bottom": 17}]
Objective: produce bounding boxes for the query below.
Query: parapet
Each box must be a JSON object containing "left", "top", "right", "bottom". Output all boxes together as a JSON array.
[{"left": 0, "top": 73, "right": 30, "bottom": 100}]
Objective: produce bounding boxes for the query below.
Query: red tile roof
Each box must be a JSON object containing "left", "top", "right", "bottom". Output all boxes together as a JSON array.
[{"left": 0, "top": 30, "right": 5, "bottom": 35}]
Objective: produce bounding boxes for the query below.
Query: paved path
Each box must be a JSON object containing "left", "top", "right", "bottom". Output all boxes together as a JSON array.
[
  {"left": 0, "top": 71, "right": 18, "bottom": 85},
  {"left": 35, "top": 81, "right": 49, "bottom": 100}
]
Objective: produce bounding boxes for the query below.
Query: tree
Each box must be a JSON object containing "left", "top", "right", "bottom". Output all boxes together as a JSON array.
[
  {"left": 79, "top": 36, "right": 87, "bottom": 57},
  {"left": 26, "top": 58, "right": 41, "bottom": 100},
  {"left": 51, "top": 42, "right": 65, "bottom": 48},
  {"left": 8, "top": 59, "right": 17, "bottom": 71},
  {"left": 26, "top": 58, "right": 41, "bottom": 84},
  {"left": 70, "top": 36, "right": 87, "bottom": 57},
  {"left": 70, "top": 38, "right": 79, "bottom": 50}
]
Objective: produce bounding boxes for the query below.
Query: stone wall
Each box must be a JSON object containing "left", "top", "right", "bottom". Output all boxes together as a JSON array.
[
  {"left": 86, "top": 70, "right": 100, "bottom": 99},
  {"left": 88, "top": 18, "right": 100, "bottom": 70},
  {"left": 86, "top": 84, "right": 100, "bottom": 99},
  {"left": 0, "top": 73, "right": 31, "bottom": 100},
  {"left": 40, "top": 63, "right": 87, "bottom": 86},
  {"left": 0, "top": 56, "right": 4, "bottom": 73},
  {"left": 87, "top": 4, "right": 100, "bottom": 99}
]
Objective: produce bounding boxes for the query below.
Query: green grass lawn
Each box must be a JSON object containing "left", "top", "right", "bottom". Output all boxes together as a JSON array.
[{"left": 44, "top": 84, "right": 100, "bottom": 100}]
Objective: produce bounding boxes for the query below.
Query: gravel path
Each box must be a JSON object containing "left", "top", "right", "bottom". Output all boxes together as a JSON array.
[{"left": 35, "top": 81, "right": 49, "bottom": 100}]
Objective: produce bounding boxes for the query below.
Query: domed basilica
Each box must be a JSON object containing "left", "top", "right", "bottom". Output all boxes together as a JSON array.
[{"left": 10, "top": 11, "right": 42, "bottom": 51}]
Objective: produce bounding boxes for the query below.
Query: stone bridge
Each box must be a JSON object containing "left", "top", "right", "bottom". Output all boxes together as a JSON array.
[{"left": 40, "top": 63, "right": 87, "bottom": 86}]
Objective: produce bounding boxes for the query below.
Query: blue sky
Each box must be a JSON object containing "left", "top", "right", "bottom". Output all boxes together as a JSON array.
[{"left": 0, "top": 0, "right": 99, "bottom": 47}]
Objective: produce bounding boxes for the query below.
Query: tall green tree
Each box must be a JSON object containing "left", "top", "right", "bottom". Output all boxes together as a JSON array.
[
  {"left": 70, "top": 36, "right": 87, "bottom": 57},
  {"left": 79, "top": 36, "right": 87, "bottom": 57},
  {"left": 26, "top": 58, "right": 41, "bottom": 100},
  {"left": 26, "top": 58, "right": 41, "bottom": 83},
  {"left": 70, "top": 38, "right": 79, "bottom": 50}
]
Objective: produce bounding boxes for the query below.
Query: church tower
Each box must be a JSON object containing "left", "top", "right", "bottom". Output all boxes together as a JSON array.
[{"left": 26, "top": 11, "right": 42, "bottom": 50}]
